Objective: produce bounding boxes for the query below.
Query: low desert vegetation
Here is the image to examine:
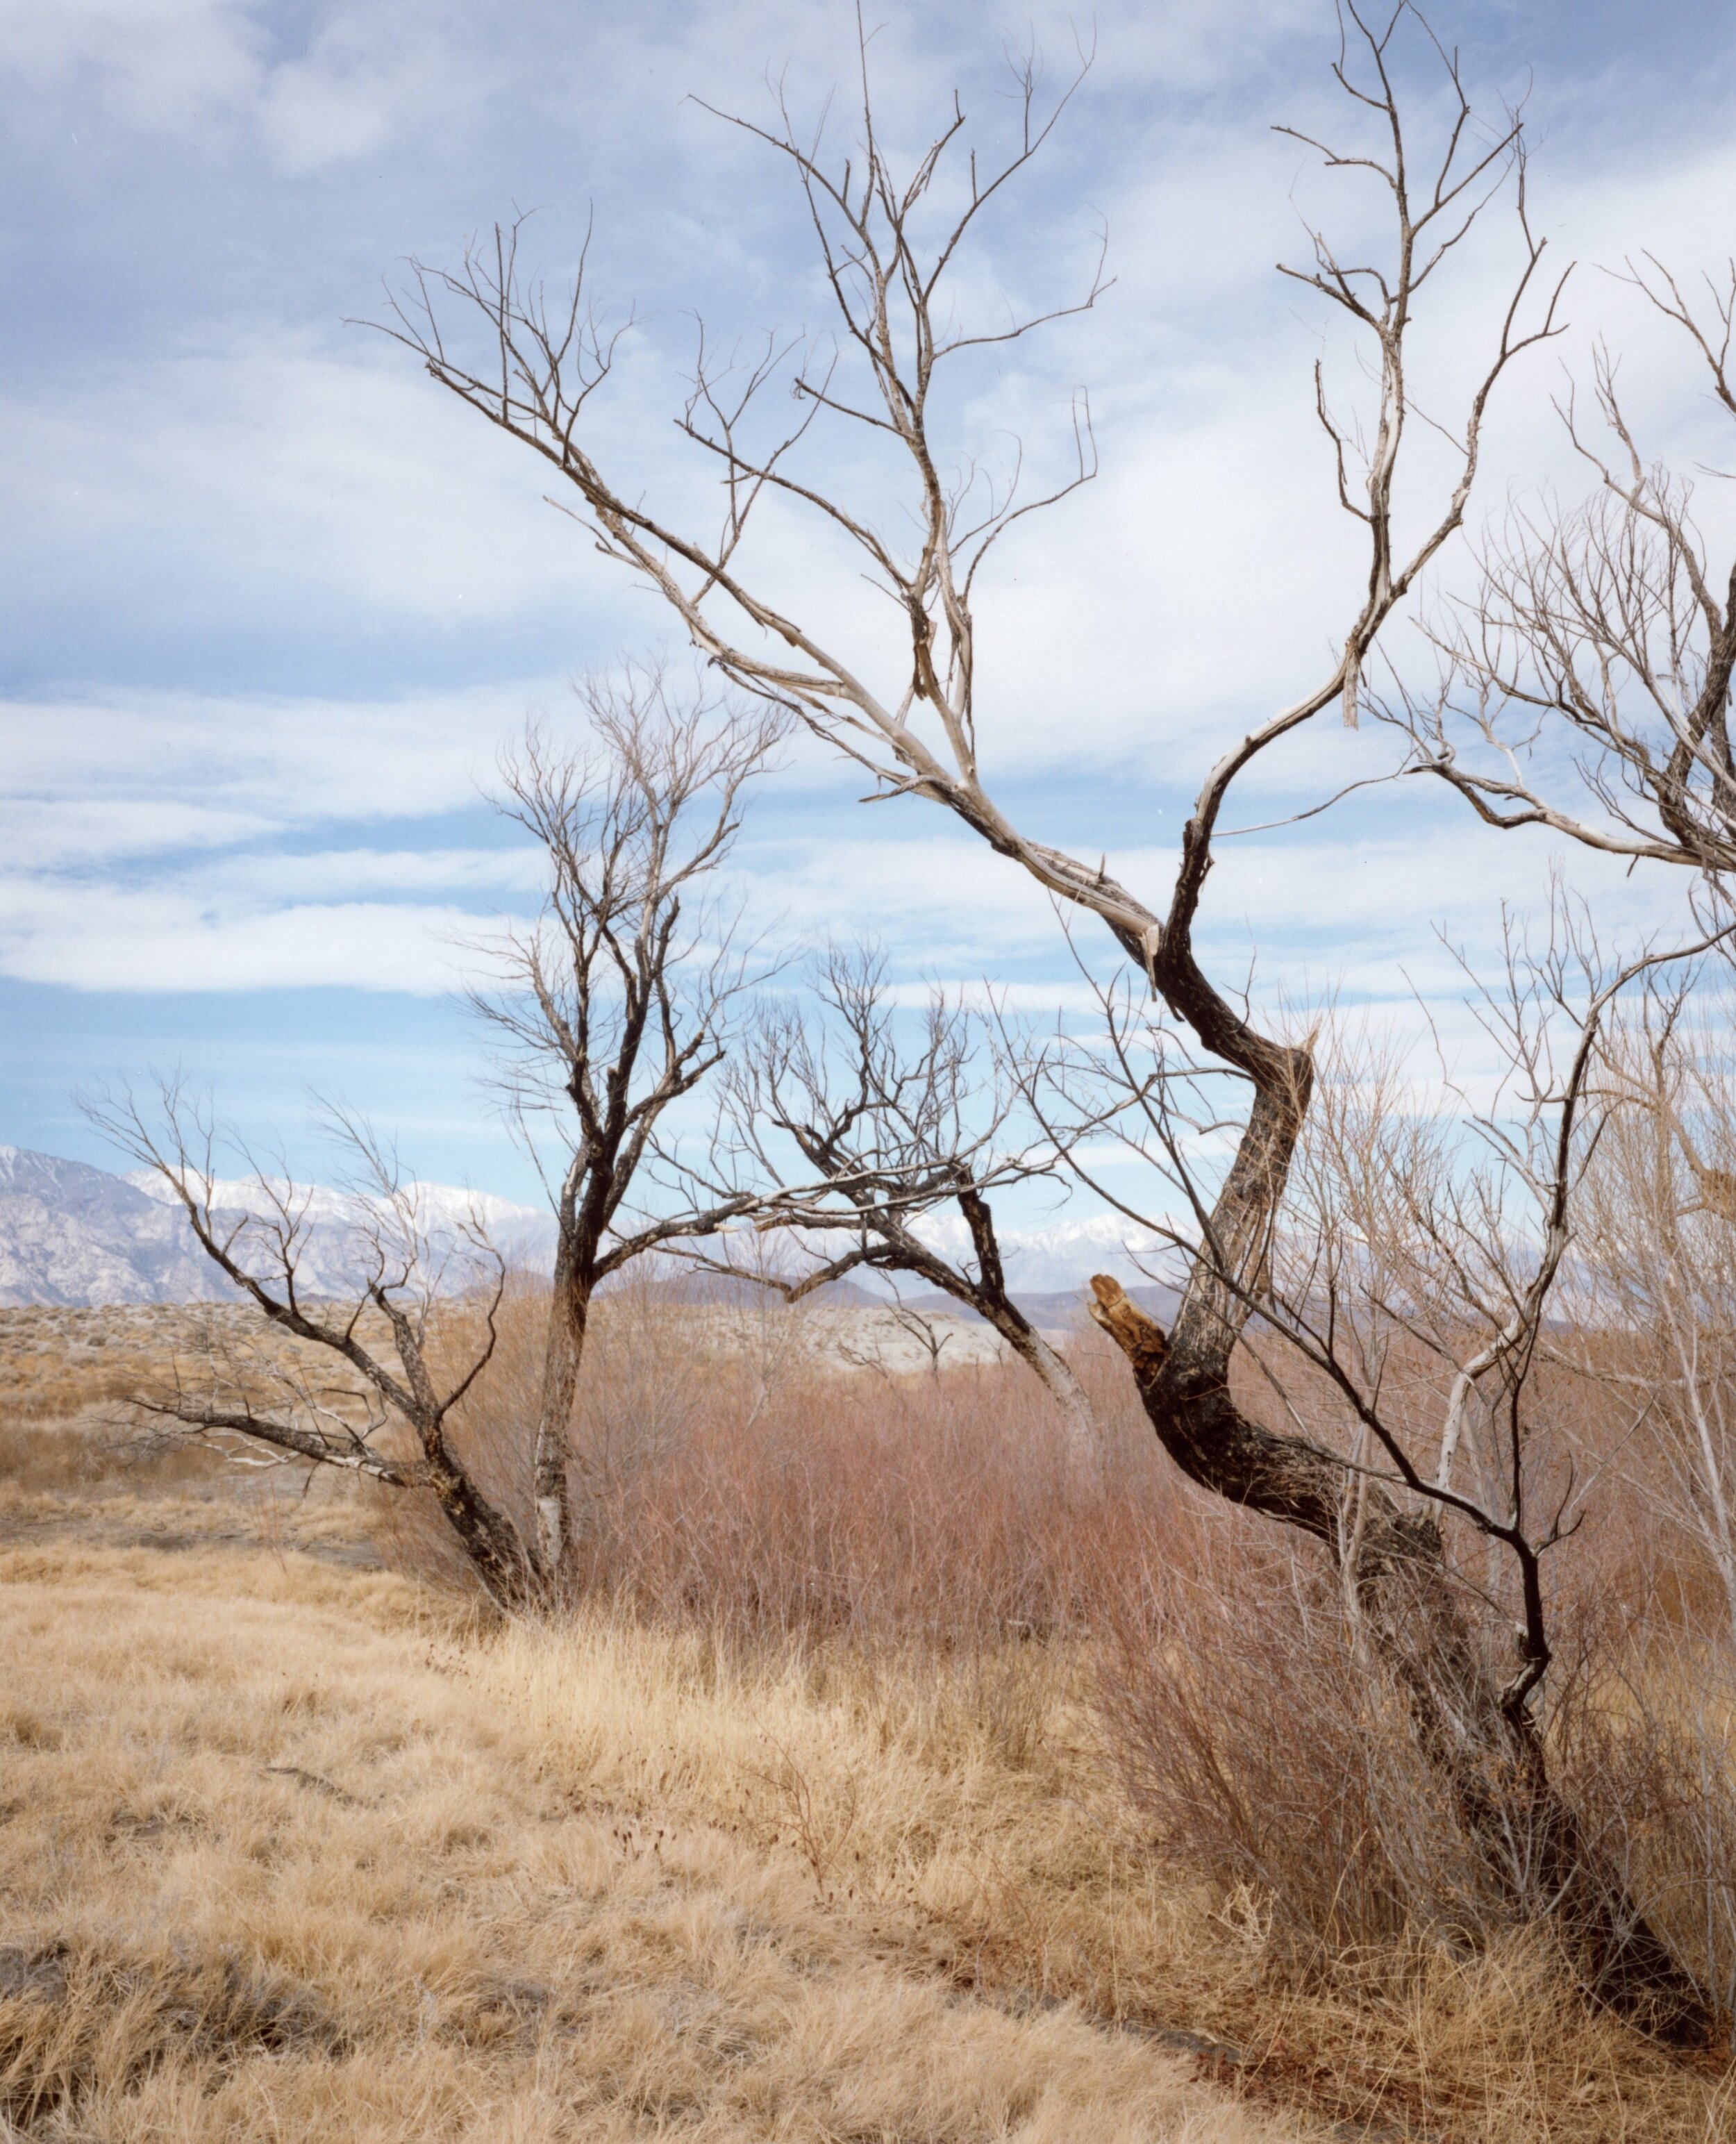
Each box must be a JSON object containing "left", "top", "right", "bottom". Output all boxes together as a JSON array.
[
  {"left": 20, "top": 1, "right": 1736, "bottom": 2135},
  {"left": 0, "top": 1533, "right": 1294, "bottom": 2144},
  {"left": 4, "top": 1308, "right": 1736, "bottom": 2141}
]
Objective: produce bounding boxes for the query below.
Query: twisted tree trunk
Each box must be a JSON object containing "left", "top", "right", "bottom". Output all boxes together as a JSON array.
[{"left": 1087, "top": 1043, "right": 1718, "bottom": 2044}]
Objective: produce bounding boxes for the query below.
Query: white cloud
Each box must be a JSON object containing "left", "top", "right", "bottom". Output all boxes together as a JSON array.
[
  {"left": 0, "top": 669, "right": 1699, "bottom": 1003},
  {"left": 0, "top": 797, "right": 278, "bottom": 873},
  {"left": 0, "top": 0, "right": 496, "bottom": 172},
  {"left": 0, "top": 880, "right": 483, "bottom": 994},
  {"left": 210, "top": 847, "right": 543, "bottom": 900},
  {"left": 1, "top": 681, "right": 550, "bottom": 835},
  {"left": 10, "top": 6, "right": 1733, "bottom": 796},
  {"left": 253, "top": 6, "right": 474, "bottom": 175},
  {"left": 0, "top": 0, "right": 265, "bottom": 140},
  {"left": 0, "top": 337, "right": 617, "bottom": 631},
  {"left": 6, "top": 0, "right": 1734, "bottom": 1195}
]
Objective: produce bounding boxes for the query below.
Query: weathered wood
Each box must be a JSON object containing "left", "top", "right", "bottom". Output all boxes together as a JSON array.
[{"left": 1089, "top": 1264, "right": 1718, "bottom": 2046}]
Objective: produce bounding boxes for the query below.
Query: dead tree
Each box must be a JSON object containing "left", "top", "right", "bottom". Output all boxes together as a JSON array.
[
  {"left": 380, "top": 6, "right": 1722, "bottom": 2038},
  {"left": 1567, "top": 975, "right": 1736, "bottom": 1659},
  {"left": 88, "top": 673, "right": 779, "bottom": 1611},
  {"left": 701, "top": 943, "right": 1112, "bottom": 1467},
  {"left": 1035, "top": 905, "right": 1732, "bottom": 2020},
  {"left": 1401, "top": 258, "right": 1736, "bottom": 872},
  {"left": 85, "top": 1087, "right": 534, "bottom": 1610},
  {"left": 471, "top": 668, "right": 783, "bottom": 1579}
]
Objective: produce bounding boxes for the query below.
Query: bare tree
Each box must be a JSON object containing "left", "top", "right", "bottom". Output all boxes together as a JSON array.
[
  {"left": 1401, "top": 258, "right": 1736, "bottom": 870},
  {"left": 85, "top": 1086, "right": 533, "bottom": 1610},
  {"left": 1035, "top": 899, "right": 1730, "bottom": 2008},
  {"left": 471, "top": 667, "right": 784, "bottom": 1578},
  {"left": 701, "top": 944, "right": 1110, "bottom": 1466},
  {"left": 84, "top": 672, "right": 778, "bottom": 1612},
  {"left": 1566, "top": 979, "right": 1736, "bottom": 1654},
  {"left": 381, "top": 5, "right": 1728, "bottom": 2036}
]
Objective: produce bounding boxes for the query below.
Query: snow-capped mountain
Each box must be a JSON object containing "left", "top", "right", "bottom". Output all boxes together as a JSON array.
[
  {"left": 0, "top": 1147, "right": 559, "bottom": 1307},
  {"left": 122, "top": 1171, "right": 559, "bottom": 1275},
  {"left": 0, "top": 1144, "right": 1167, "bottom": 1309},
  {"left": 906, "top": 1209, "right": 1168, "bottom": 1295},
  {"left": 0, "top": 1145, "right": 237, "bottom": 1306}
]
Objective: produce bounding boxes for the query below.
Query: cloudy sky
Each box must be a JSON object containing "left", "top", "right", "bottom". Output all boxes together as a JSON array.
[{"left": 3, "top": 0, "right": 1733, "bottom": 1204}]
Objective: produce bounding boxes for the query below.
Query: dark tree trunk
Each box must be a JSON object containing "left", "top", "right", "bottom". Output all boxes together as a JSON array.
[
  {"left": 1067, "top": 817, "right": 1724, "bottom": 2045},
  {"left": 1090, "top": 1200, "right": 1718, "bottom": 2045},
  {"left": 420, "top": 1435, "right": 542, "bottom": 1614}
]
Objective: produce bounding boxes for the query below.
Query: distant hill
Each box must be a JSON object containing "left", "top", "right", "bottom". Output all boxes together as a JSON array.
[
  {"left": 0, "top": 1146, "right": 237, "bottom": 1306},
  {"left": 0, "top": 1147, "right": 558, "bottom": 1308},
  {"left": 0, "top": 1145, "right": 1177, "bottom": 1316},
  {"left": 640, "top": 1267, "right": 883, "bottom": 1311},
  {"left": 122, "top": 1168, "right": 559, "bottom": 1278}
]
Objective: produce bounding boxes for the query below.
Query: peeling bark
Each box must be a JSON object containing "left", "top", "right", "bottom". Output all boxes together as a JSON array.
[{"left": 532, "top": 1233, "right": 590, "bottom": 1581}]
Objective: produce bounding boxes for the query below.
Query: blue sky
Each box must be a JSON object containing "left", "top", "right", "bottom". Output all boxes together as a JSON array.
[{"left": 3, "top": 0, "right": 1733, "bottom": 1204}]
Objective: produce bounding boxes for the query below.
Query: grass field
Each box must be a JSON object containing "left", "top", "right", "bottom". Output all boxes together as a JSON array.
[
  {"left": 2, "top": 1308, "right": 1733, "bottom": 2142},
  {"left": 0, "top": 1526, "right": 1287, "bottom": 2138}
]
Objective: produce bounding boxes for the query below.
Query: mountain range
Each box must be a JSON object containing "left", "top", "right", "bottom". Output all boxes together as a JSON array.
[
  {"left": 0, "top": 1145, "right": 1172, "bottom": 1313},
  {"left": 0, "top": 1146, "right": 236, "bottom": 1307}
]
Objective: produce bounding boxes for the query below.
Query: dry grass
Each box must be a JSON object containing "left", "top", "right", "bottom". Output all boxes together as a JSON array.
[
  {"left": 4, "top": 1538, "right": 1730, "bottom": 2142},
  {"left": 0, "top": 1305, "right": 390, "bottom": 1574},
  {"left": 3, "top": 1302, "right": 1734, "bottom": 2140},
  {"left": 0, "top": 1538, "right": 1292, "bottom": 2143}
]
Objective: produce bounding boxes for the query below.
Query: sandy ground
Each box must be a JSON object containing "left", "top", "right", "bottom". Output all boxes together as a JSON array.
[{"left": 0, "top": 1296, "right": 1019, "bottom": 1403}]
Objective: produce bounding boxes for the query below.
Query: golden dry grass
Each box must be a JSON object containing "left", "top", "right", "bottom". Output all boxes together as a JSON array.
[
  {"left": 4, "top": 1309, "right": 1735, "bottom": 2141},
  {"left": 6, "top": 1532, "right": 1735, "bottom": 2143},
  {"left": 0, "top": 1538, "right": 1295, "bottom": 2143},
  {"left": 483, "top": 1616, "right": 1736, "bottom": 2144}
]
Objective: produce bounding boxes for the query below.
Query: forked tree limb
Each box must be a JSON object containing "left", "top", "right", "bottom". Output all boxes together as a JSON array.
[
  {"left": 702, "top": 947, "right": 1105, "bottom": 1463},
  {"left": 391, "top": 5, "right": 1715, "bottom": 2038},
  {"left": 85, "top": 1086, "right": 538, "bottom": 1613}
]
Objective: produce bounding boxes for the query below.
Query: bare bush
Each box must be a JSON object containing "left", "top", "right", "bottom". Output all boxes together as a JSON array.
[
  {"left": 84, "top": 1089, "right": 537, "bottom": 1609},
  {"left": 1101, "top": 1527, "right": 1488, "bottom": 1960},
  {"left": 378, "top": 1279, "right": 1166, "bottom": 1652},
  {"left": 369, "top": 1269, "right": 1736, "bottom": 2022},
  {"left": 697, "top": 942, "right": 1121, "bottom": 1467},
  {"left": 1094, "top": 1326, "right": 1736, "bottom": 2018},
  {"left": 1563, "top": 986, "right": 1736, "bottom": 1652}
]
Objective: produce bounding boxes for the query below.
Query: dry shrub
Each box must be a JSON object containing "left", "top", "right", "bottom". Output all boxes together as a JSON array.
[
  {"left": 377, "top": 1277, "right": 1183, "bottom": 1654},
  {"left": 1096, "top": 1501, "right": 1736, "bottom": 2031},
  {"left": 9, "top": 1295, "right": 1735, "bottom": 2137},
  {"left": 367, "top": 1279, "right": 1736, "bottom": 2061},
  {"left": 1540, "top": 1594, "right": 1736, "bottom": 2024},
  {"left": 1097, "top": 1524, "right": 1492, "bottom": 1963},
  {"left": 0, "top": 1307, "right": 221, "bottom": 1424},
  {"left": 0, "top": 1411, "right": 222, "bottom": 1497},
  {"left": 0, "top": 1542, "right": 1277, "bottom": 2144}
]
